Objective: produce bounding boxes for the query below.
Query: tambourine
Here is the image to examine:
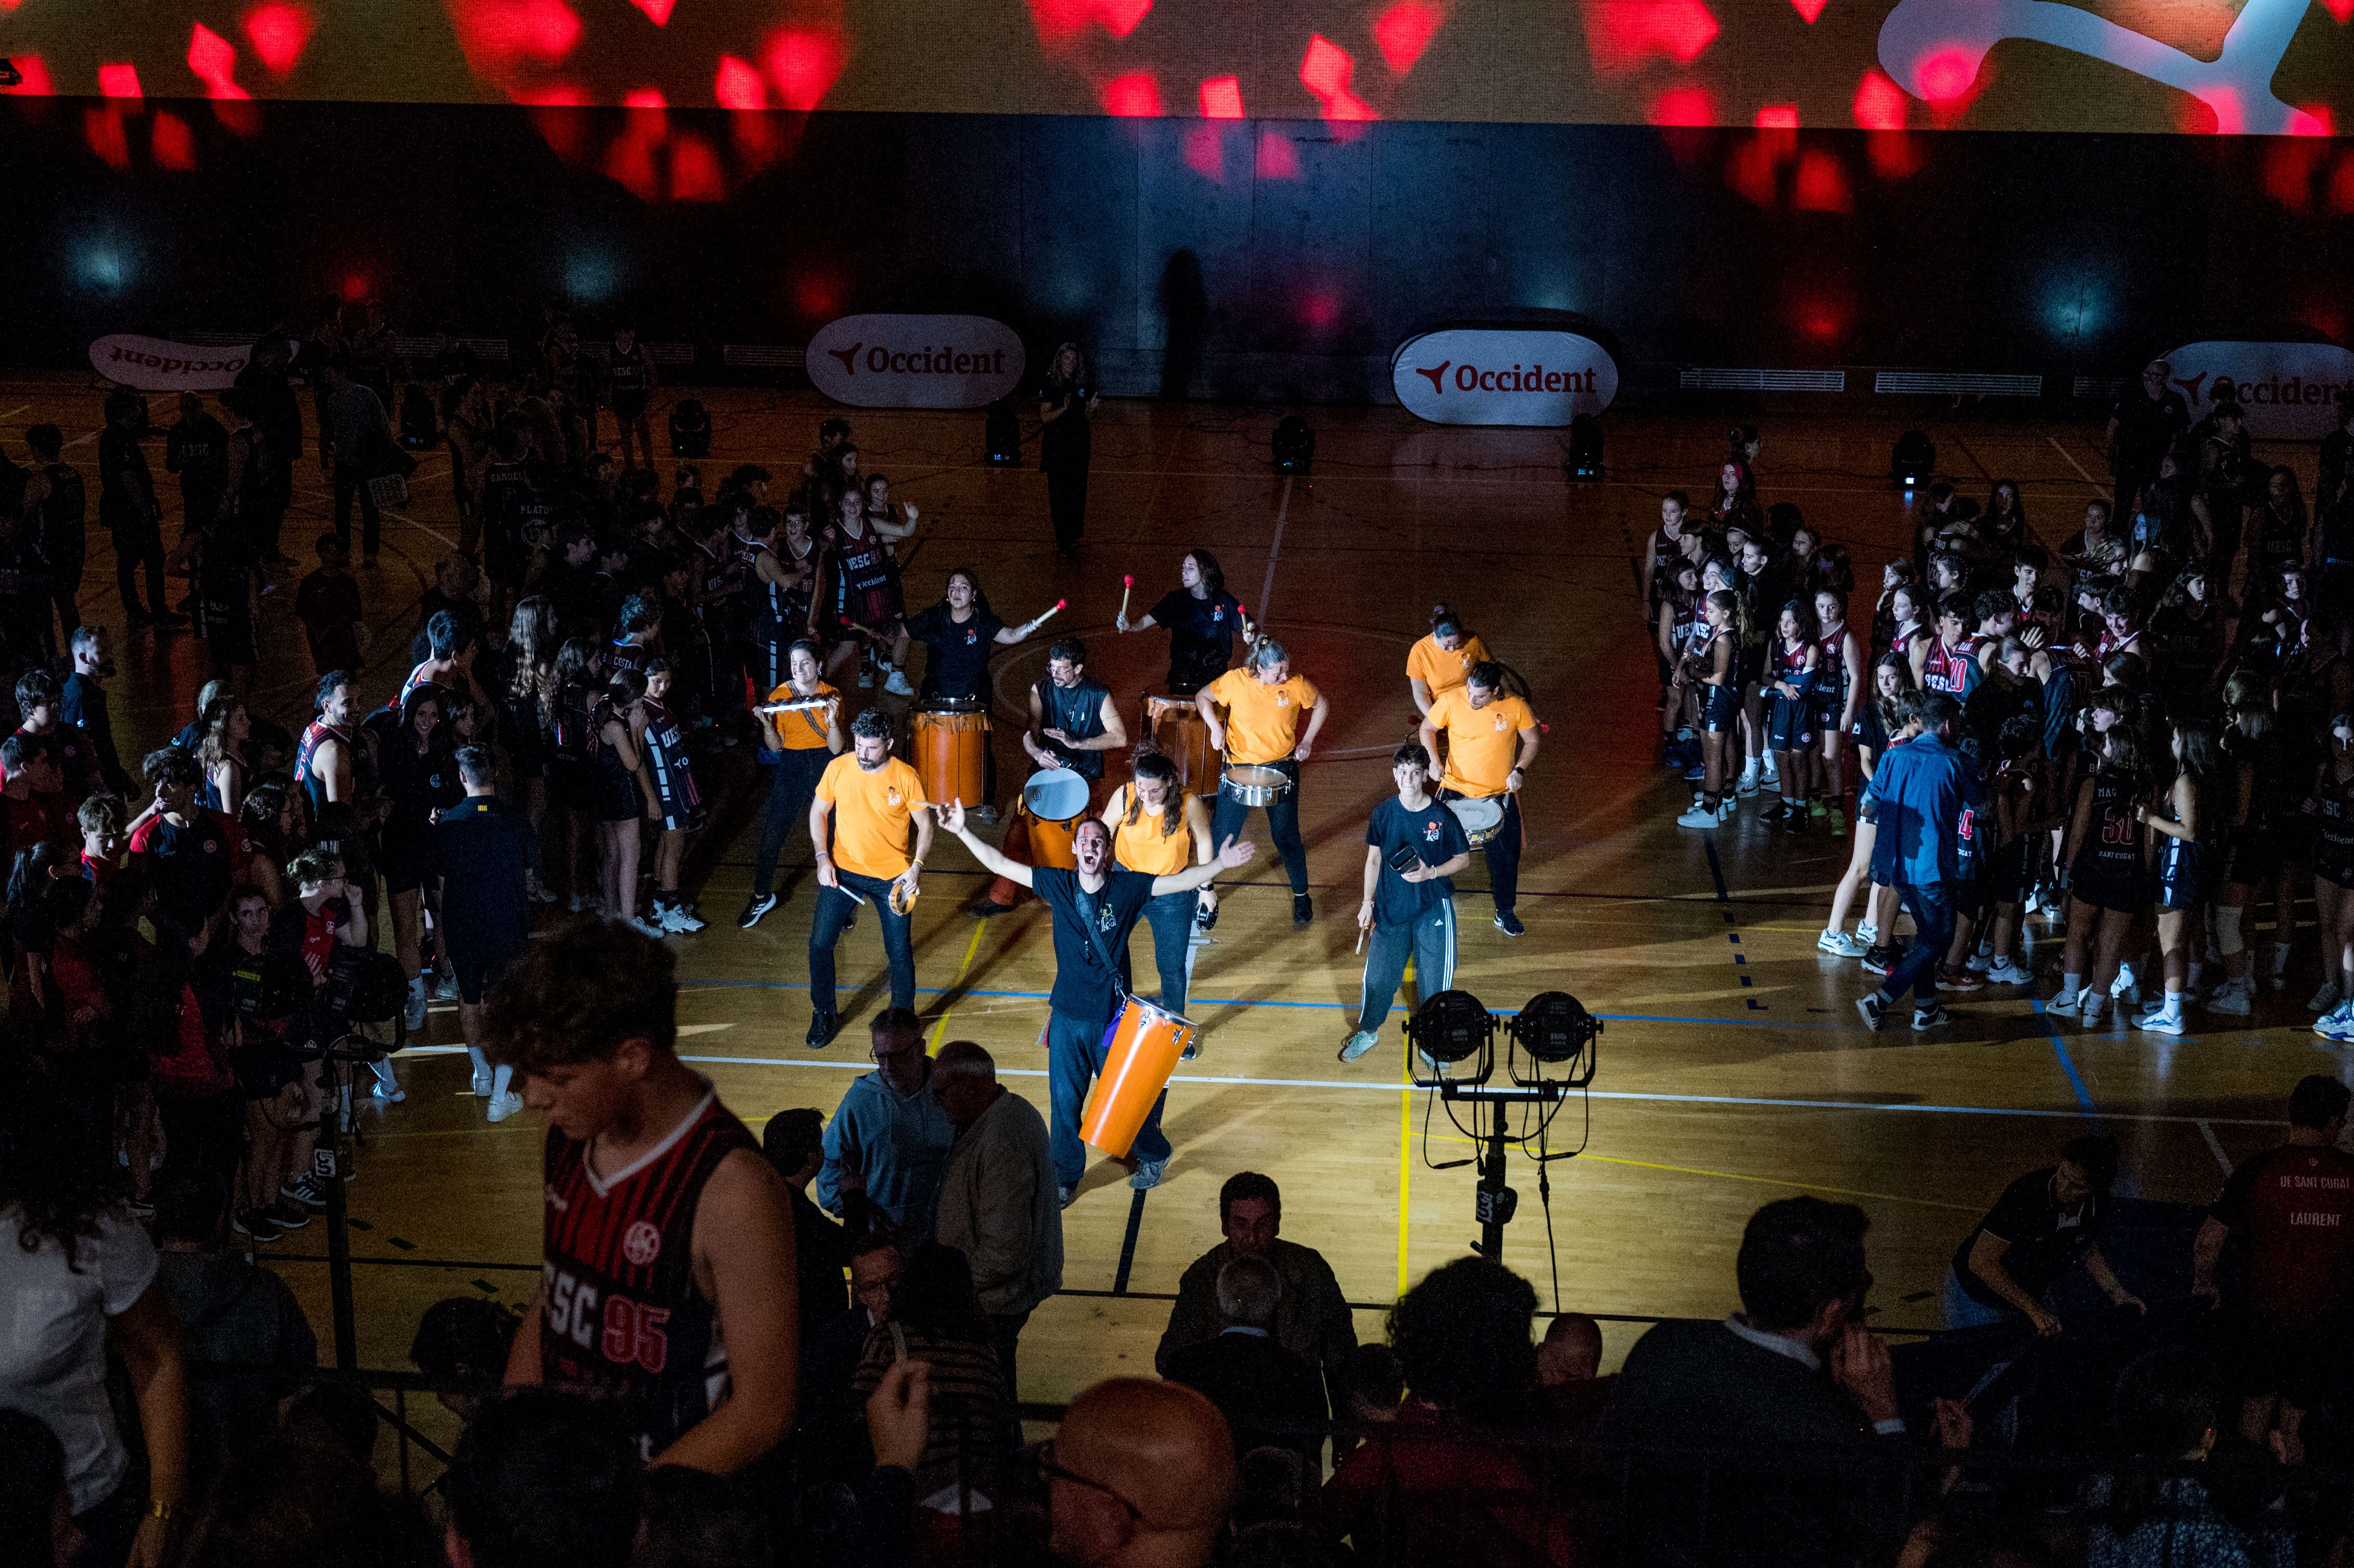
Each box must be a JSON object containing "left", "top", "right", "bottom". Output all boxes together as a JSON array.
[{"left": 888, "top": 880, "right": 920, "bottom": 917}]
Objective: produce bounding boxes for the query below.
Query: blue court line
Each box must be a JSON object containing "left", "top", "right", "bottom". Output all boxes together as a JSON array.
[
  {"left": 2029, "top": 998, "right": 2102, "bottom": 1121},
  {"left": 677, "top": 979, "right": 1856, "bottom": 1029}
]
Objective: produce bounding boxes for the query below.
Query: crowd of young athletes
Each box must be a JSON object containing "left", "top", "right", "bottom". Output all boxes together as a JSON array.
[{"left": 1646, "top": 404, "right": 2354, "bottom": 1038}]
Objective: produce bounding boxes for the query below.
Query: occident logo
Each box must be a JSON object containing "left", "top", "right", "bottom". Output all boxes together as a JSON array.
[
  {"left": 807, "top": 314, "right": 1026, "bottom": 410},
  {"left": 88, "top": 333, "right": 253, "bottom": 393},
  {"left": 2160, "top": 341, "right": 2354, "bottom": 441},
  {"left": 1392, "top": 327, "right": 1619, "bottom": 428}
]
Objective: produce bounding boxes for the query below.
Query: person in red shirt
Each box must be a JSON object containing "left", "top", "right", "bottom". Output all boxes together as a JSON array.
[
  {"left": 2193, "top": 1074, "right": 2354, "bottom": 1432},
  {"left": 0, "top": 735, "right": 79, "bottom": 859},
  {"left": 75, "top": 792, "right": 127, "bottom": 890},
  {"left": 127, "top": 748, "right": 253, "bottom": 935},
  {"left": 9, "top": 668, "right": 95, "bottom": 806}
]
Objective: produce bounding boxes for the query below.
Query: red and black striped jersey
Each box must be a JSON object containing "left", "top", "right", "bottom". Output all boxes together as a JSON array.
[{"left": 539, "top": 1086, "right": 758, "bottom": 1459}]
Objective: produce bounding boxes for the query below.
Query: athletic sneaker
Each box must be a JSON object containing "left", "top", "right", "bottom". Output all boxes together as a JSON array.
[
  {"left": 2316, "top": 1004, "right": 2354, "bottom": 1044},
  {"left": 1677, "top": 803, "right": 1724, "bottom": 830},
  {"left": 1129, "top": 1158, "right": 1167, "bottom": 1191},
  {"left": 2047, "top": 990, "right": 2081, "bottom": 1018},
  {"left": 232, "top": 1208, "right": 283, "bottom": 1243},
  {"left": 371, "top": 1076, "right": 406, "bottom": 1102},
  {"left": 2207, "top": 981, "right": 2253, "bottom": 1016},
  {"left": 1912, "top": 1003, "right": 1951, "bottom": 1030},
  {"left": 858, "top": 664, "right": 875, "bottom": 690},
  {"left": 1861, "top": 945, "right": 1904, "bottom": 977},
  {"left": 884, "top": 669, "right": 917, "bottom": 698},
  {"left": 487, "top": 1091, "right": 526, "bottom": 1123},
  {"left": 1339, "top": 1030, "right": 1380, "bottom": 1063},
  {"left": 435, "top": 972, "right": 461, "bottom": 1002},
  {"left": 1682, "top": 763, "right": 1706, "bottom": 782},
  {"left": 969, "top": 898, "right": 1016, "bottom": 919},
  {"left": 1778, "top": 805, "right": 1809, "bottom": 834},
  {"left": 1494, "top": 911, "right": 1525, "bottom": 937},
  {"left": 1195, "top": 901, "right": 1220, "bottom": 933},
  {"left": 1937, "top": 968, "right": 1985, "bottom": 993},
  {"left": 1855, "top": 920, "right": 1879, "bottom": 946},
  {"left": 2137, "top": 1005, "right": 2186, "bottom": 1036},
  {"left": 267, "top": 1200, "right": 311, "bottom": 1230},
  {"left": 470, "top": 1065, "right": 493, "bottom": 1096},
  {"left": 2311, "top": 981, "right": 2344, "bottom": 1015},
  {"left": 1818, "top": 930, "right": 1867, "bottom": 958},
  {"left": 402, "top": 977, "right": 428, "bottom": 1033},
  {"left": 1828, "top": 807, "right": 1846, "bottom": 836},
  {"left": 739, "top": 892, "right": 779, "bottom": 929},
  {"left": 2077, "top": 995, "right": 2108, "bottom": 1028},
  {"left": 627, "top": 915, "right": 669, "bottom": 939},
  {"left": 1760, "top": 755, "right": 1780, "bottom": 786},
  {"left": 2109, "top": 963, "right": 2139, "bottom": 1004},
  {"left": 1293, "top": 894, "right": 1314, "bottom": 926},
  {"left": 282, "top": 1174, "right": 328, "bottom": 1213},
  {"left": 1736, "top": 768, "right": 1762, "bottom": 798},
  {"left": 1985, "top": 958, "right": 2033, "bottom": 986},
  {"left": 2269, "top": 945, "right": 2293, "bottom": 992},
  {"left": 1855, "top": 994, "right": 1890, "bottom": 1031},
  {"left": 1758, "top": 800, "right": 1787, "bottom": 826},
  {"left": 658, "top": 901, "right": 708, "bottom": 933}
]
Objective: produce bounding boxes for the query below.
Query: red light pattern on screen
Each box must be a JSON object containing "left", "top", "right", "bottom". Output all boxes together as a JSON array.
[
  {"left": 85, "top": 106, "right": 133, "bottom": 167},
  {"left": 668, "top": 130, "right": 724, "bottom": 198},
  {"left": 1851, "top": 68, "right": 1906, "bottom": 129},
  {"left": 1753, "top": 103, "right": 1797, "bottom": 127},
  {"left": 97, "top": 62, "right": 145, "bottom": 99},
  {"left": 1587, "top": 0, "right": 1720, "bottom": 72},
  {"left": 2325, "top": 0, "right": 2353, "bottom": 22},
  {"left": 1373, "top": 3, "right": 1444, "bottom": 74},
  {"left": 1199, "top": 76, "right": 1245, "bottom": 118},
  {"left": 1257, "top": 130, "right": 1299, "bottom": 177},
  {"left": 1028, "top": 0, "right": 1154, "bottom": 45},
  {"left": 765, "top": 30, "right": 844, "bottom": 111},
  {"left": 243, "top": 4, "right": 315, "bottom": 75},
  {"left": 188, "top": 25, "right": 252, "bottom": 99},
  {"left": 1299, "top": 35, "right": 1374, "bottom": 120},
  {"left": 1649, "top": 86, "right": 1716, "bottom": 125},
  {"left": 1788, "top": 0, "right": 1827, "bottom": 21},
  {"left": 1102, "top": 70, "right": 1162, "bottom": 115},
  {"left": 1793, "top": 148, "right": 1850, "bottom": 208},
  {"left": 714, "top": 56, "right": 765, "bottom": 110},
  {"left": 631, "top": 0, "right": 677, "bottom": 23},
  {"left": 151, "top": 110, "right": 198, "bottom": 168},
  {"left": 2, "top": 54, "right": 53, "bottom": 94}
]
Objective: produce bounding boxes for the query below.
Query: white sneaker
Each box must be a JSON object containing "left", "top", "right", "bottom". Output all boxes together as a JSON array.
[
  {"left": 2048, "top": 990, "right": 2082, "bottom": 1017},
  {"left": 487, "top": 1091, "right": 526, "bottom": 1123},
  {"left": 2317, "top": 1004, "right": 2354, "bottom": 1044},
  {"left": 2078, "top": 995, "right": 2107, "bottom": 1028},
  {"left": 2207, "top": 981, "right": 2253, "bottom": 1017},
  {"left": 2109, "top": 963, "right": 2137, "bottom": 999},
  {"left": 2138, "top": 1005, "right": 2186, "bottom": 1036},
  {"left": 1736, "top": 766, "right": 1761, "bottom": 798},
  {"left": 1760, "top": 754, "right": 1780, "bottom": 786},
  {"left": 858, "top": 664, "right": 875, "bottom": 690},
  {"left": 1818, "top": 930, "right": 1867, "bottom": 958},
  {"left": 1677, "top": 804, "right": 1722, "bottom": 829},
  {"left": 884, "top": 669, "right": 916, "bottom": 698},
  {"left": 1965, "top": 950, "right": 1992, "bottom": 974},
  {"left": 1985, "top": 957, "right": 2032, "bottom": 986},
  {"left": 1856, "top": 921, "right": 1879, "bottom": 947},
  {"left": 371, "top": 1076, "right": 406, "bottom": 1102},
  {"left": 402, "top": 979, "right": 428, "bottom": 1033},
  {"left": 658, "top": 903, "right": 708, "bottom": 933},
  {"left": 628, "top": 915, "right": 669, "bottom": 939},
  {"left": 470, "top": 1066, "right": 493, "bottom": 1097},
  {"left": 2311, "top": 981, "right": 2344, "bottom": 1015}
]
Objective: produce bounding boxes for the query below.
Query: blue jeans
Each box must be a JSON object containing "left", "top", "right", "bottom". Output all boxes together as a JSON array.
[
  {"left": 1139, "top": 890, "right": 1197, "bottom": 1014},
  {"left": 1209, "top": 759, "right": 1308, "bottom": 892},
  {"left": 807, "top": 870, "right": 914, "bottom": 1015},
  {"left": 1047, "top": 1008, "right": 1170, "bottom": 1186},
  {"left": 1883, "top": 882, "right": 1953, "bottom": 1007},
  {"left": 1356, "top": 900, "right": 1457, "bottom": 1035},
  {"left": 1943, "top": 1267, "right": 2015, "bottom": 1329},
  {"left": 751, "top": 747, "right": 830, "bottom": 898},
  {"left": 1438, "top": 789, "right": 1522, "bottom": 916}
]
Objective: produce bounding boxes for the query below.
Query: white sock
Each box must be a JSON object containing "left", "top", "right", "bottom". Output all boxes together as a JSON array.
[
  {"left": 467, "top": 1044, "right": 491, "bottom": 1076},
  {"left": 2062, "top": 972, "right": 2083, "bottom": 997},
  {"left": 2160, "top": 988, "right": 2183, "bottom": 1015},
  {"left": 493, "top": 1064, "right": 515, "bottom": 1099}
]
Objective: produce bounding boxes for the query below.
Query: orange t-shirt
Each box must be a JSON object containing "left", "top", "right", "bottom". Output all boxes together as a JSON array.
[
  {"left": 1406, "top": 633, "right": 1492, "bottom": 699},
  {"left": 763, "top": 682, "right": 841, "bottom": 752},
  {"left": 1104, "top": 786, "right": 1197, "bottom": 876},
  {"left": 816, "top": 754, "right": 930, "bottom": 879},
  {"left": 1428, "top": 690, "right": 1536, "bottom": 798},
  {"left": 1205, "top": 670, "right": 1320, "bottom": 766}
]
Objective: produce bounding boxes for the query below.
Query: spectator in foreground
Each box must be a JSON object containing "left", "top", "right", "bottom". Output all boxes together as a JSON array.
[
  {"left": 815, "top": 1008, "right": 954, "bottom": 1239},
  {"left": 848, "top": 1242, "right": 1012, "bottom": 1493},
  {"left": 1610, "top": 1196, "right": 1969, "bottom": 1568},
  {"left": 1536, "top": 1311, "right": 1616, "bottom": 1440},
  {"left": 443, "top": 1390, "right": 639, "bottom": 1568},
  {"left": 2084, "top": 1347, "right": 2293, "bottom": 1568},
  {"left": 176, "top": 1429, "right": 429, "bottom": 1568},
  {"left": 1157, "top": 1173, "right": 1355, "bottom": 1410},
  {"left": 1163, "top": 1253, "right": 1327, "bottom": 1467},
  {"left": 762, "top": 1106, "right": 851, "bottom": 1327},
  {"left": 1855, "top": 690, "right": 1974, "bottom": 1033},
  {"left": 409, "top": 1298, "right": 521, "bottom": 1423},
  {"left": 928, "top": 1039, "right": 1062, "bottom": 1396},
  {"left": 1047, "top": 1377, "right": 1235, "bottom": 1568},
  {"left": 1947, "top": 1134, "right": 2141, "bottom": 1334},
  {"left": 0, "top": 1408, "right": 74, "bottom": 1568}
]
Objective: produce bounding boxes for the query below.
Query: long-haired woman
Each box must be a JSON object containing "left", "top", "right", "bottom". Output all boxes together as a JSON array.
[
  {"left": 2134, "top": 722, "right": 2221, "bottom": 1034},
  {"left": 2053, "top": 726, "right": 2153, "bottom": 1028},
  {"left": 1099, "top": 749, "right": 1214, "bottom": 1052}
]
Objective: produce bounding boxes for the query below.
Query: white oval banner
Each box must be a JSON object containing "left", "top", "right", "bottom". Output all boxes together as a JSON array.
[
  {"left": 2161, "top": 341, "right": 2354, "bottom": 440},
  {"left": 1392, "top": 328, "right": 1619, "bottom": 426},
  {"left": 806, "top": 315, "right": 1026, "bottom": 409},
  {"left": 89, "top": 334, "right": 251, "bottom": 391}
]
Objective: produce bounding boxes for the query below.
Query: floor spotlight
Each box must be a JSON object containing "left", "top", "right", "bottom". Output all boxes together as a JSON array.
[
  {"left": 1567, "top": 416, "right": 1603, "bottom": 480},
  {"left": 1272, "top": 414, "right": 1314, "bottom": 472},
  {"left": 1407, "top": 990, "right": 1493, "bottom": 1075},
  {"left": 1508, "top": 991, "right": 1600, "bottom": 1086},
  {"left": 1892, "top": 430, "right": 1934, "bottom": 490}
]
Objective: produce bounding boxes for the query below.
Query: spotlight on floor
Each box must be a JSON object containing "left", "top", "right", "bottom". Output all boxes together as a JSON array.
[
  {"left": 669, "top": 398, "right": 712, "bottom": 459},
  {"left": 1507, "top": 991, "right": 1600, "bottom": 1087},
  {"left": 1567, "top": 416, "right": 1603, "bottom": 480},
  {"left": 1407, "top": 990, "right": 1495, "bottom": 1083},
  {"left": 1272, "top": 414, "right": 1315, "bottom": 473},
  {"left": 1892, "top": 430, "right": 1935, "bottom": 490},
  {"left": 984, "top": 398, "right": 1023, "bottom": 466}
]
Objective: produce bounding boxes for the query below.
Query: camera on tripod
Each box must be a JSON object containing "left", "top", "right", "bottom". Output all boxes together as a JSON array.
[{"left": 289, "top": 946, "right": 409, "bottom": 1061}]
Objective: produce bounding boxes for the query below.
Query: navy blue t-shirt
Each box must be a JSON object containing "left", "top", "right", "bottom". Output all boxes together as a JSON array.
[
  {"left": 1150, "top": 587, "right": 1245, "bottom": 689},
  {"left": 1367, "top": 796, "right": 1469, "bottom": 927},
  {"left": 430, "top": 796, "right": 537, "bottom": 946},
  {"left": 906, "top": 604, "right": 1005, "bottom": 701},
  {"left": 1033, "top": 865, "right": 1156, "bottom": 1026}
]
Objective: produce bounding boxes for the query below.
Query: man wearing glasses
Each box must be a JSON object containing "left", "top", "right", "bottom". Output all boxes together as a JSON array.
[{"left": 1039, "top": 1377, "right": 1235, "bottom": 1568}]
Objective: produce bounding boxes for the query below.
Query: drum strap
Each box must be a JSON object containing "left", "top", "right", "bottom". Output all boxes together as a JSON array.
[{"left": 1070, "top": 882, "right": 1132, "bottom": 1008}]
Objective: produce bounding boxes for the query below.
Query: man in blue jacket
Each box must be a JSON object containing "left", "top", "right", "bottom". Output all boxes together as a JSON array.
[
  {"left": 816, "top": 1008, "right": 954, "bottom": 1237},
  {"left": 1856, "top": 692, "right": 1975, "bottom": 1033}
]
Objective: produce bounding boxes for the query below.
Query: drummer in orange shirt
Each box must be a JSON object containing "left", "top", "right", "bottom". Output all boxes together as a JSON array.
[
  {"left": 742, "top": 638, "right": 841, "bottom": 930},
  {"left": 1198, "top": 639, "right": 1330, "bottom": 926},
  {"left": 806, "top": 709, "right": 934, "bottom": 1048},
  {"left": 1100, "top": 750, "right": 1215, "bottom": 1054},
  {"left": 1417, "top": 662, "right": 1541, "bottom": 936},
  {"left": 1406, "top": 606, "right": 1492, "bottom": 717}
]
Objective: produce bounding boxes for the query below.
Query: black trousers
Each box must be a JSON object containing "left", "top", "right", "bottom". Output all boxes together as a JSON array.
[
  {"left": 333, "top": 461, "right": 382, "bottom": 560},
  {"left": 1047, "top": 460, "right": 1088, "bottom": 552},
  {"left": 110, "top": 528, "right": 167, "bottom": 619}
]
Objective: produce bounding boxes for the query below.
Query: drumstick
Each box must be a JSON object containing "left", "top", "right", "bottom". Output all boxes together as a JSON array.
[
  {"left": 1354, "top": 925, "right": 1366, "bottom": 956},
  {"left": 1120, "top": 574, "right": 1133, "bottom": 622},
  {"left": 752, "top": 698, "right": 838, "bottom": 716},
  {"left": 1028, "top": 599, "right": 1067, "bottom": 635}
]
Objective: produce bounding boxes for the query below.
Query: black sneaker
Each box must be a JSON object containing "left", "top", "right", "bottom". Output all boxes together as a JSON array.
[
  {"left": 1494, "top": 910, "right": 1525, "bottom": 937},
  {"left": 806, "top": 1010, "right": 839, "bottom": 1049},
  {"left": 1855, "top": 994, "right": 1890, "bottom": 1031},
  {"left": 739, "top": 892, "right": 779, "bottom": 929},
  {"left": 1293, "top": 894, "right": 1314, "bottom": 926},
  {"left": 1780, "top": 806, "right": 1809, "bottom": 834},
  {"left": 1912, "top": 1003, "right": 1952, "bottom": 1030},
  {"left": 969, "top": 899, "right": 1015, "bottom": 920},
  {"left": 1861, "top": 944, "right": 1905, "bottom": 977},
  {"left": 233, "top": 1208, "right": 283, "bottom": 1243},
  {"left": 1759, "top": 800, "right": 1788, "bottom": 826}
]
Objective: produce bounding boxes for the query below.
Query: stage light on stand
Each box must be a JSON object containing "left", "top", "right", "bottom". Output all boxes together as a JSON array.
[
  {"left": 1566, "top": 416, "right": 1603, "bottom": 480},
  {"left": 1507, "top": 991, "right": 1600, "bottom": 1087},
  {"left": 984, "top": 398, "right": 1023, "bottom": 466},
  {"left": 1892, "top": 430, "right": 1934, "bottom": 490},
  {"left": 1406, "top": 990, "right": 1494, "bottom": 1085},
  {"left": 1272, "top": 414, "right": 1315, "bottom": 472},
  {"left": 668, "top": 398, "right": 712, "bottom": 458}
]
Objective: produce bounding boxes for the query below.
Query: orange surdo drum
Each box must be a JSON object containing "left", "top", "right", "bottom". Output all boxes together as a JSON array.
[
  {"left": 909, "top": 699, "right": 988, "bottom": 811},
  {"left": 1080, "top": 995, "right": 1196, "bottom": 1158},
  {"left": 1141, "top": 689, "right": 1219, "bottom": 793}
]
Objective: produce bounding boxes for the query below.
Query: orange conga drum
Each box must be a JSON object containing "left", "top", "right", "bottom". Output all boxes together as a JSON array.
[
  {"left": 1141, "top": 689, "right": 1219, "bottom": 793},
  {"left": 910, "top": 702, "right": 988, "bottom": 811},
  {"left": 1080, "top": 994, "right": 1196, "bottom": 1158}
]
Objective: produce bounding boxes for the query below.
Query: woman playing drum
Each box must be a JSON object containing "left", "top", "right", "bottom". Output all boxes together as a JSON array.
[
  {"left": 1118, "top": 547, "right": 1254, "bottom": 694},
  {"left": 903, "top": 567, "right": 1057, "bottom": 819},
  {"left": 1100, "top": 750, "right": 1215, "bottom": 1054}
]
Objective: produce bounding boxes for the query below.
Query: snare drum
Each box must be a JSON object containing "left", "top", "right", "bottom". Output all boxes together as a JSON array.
[
  {"left": 1446, "top": 795, "right": 1505, "bottom": 846},
  {"left": 1141, "top": 690, "right": 1219, "bottom": 793},
  {"left": 1220, "top": 764, "right": 1292, "bottom": 807},
  {"left": 910, "top": 703, "right": 989, "bottom": 811},
  {"left": 1079, "top": 994, "right": 1196, "bottom": 1158}
]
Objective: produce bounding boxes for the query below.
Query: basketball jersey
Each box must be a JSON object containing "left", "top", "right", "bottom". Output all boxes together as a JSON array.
[
  {"left": 746, "top": 541, "right": 792, "bottom": 646},
  {"left": 692, "top": 539, "right": 733, "bottom": 625},
  {"left": 539, "top": 1089, "right": 758, "bottom": 1459},
  {"left": 1771, "top": 639, "right": 1811, "bottom": 691},
  {"left": 1888, "top": 622, "right": 1923, "bottom": 661},
  {"left": 295, "top": 718, "right": 352, "bottom": 816},
  {"left": 608, "top": 341, "right": 649, "bottom": 397},
  {"left": 1037, "top": 676, "right": 1110, "bottom": 780},
  {"left": 1110, "top": 789, "right": 1196, "bottom": 876},
  {"left": 2313, "top": 768, "right": 2354, "bottom": 883},
  {"left": 1920, "top": 638, "right": 1972, "bottom": 697},
  {"left": 2087, "top": 768, "right": 2141, "bottom": 878},
  {"left": 1815, "top": 626, "right": 1851, "bottom": 703},
  {"left": 832, "top": 527, "right": 893, "bottom": 617},
  {"left": 642, "top": 700, "right": 699, "bottom": 811},
  {"left": 1669, "top": 591, "right": 1704, "bottom": 656}
]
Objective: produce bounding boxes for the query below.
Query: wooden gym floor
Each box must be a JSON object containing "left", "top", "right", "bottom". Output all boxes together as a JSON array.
[{"left": 2, "top": 374, "right": 2336, "bottom": 1452}]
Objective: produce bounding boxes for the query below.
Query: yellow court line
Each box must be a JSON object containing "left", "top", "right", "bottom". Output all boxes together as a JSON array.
[
  {"left": 1424, "top": 1136, "right": 1977, "bottom": 1212},
  {"left": 1398, "top": 1039, "right": 1413, "bottom": 1297},
  {"left": 928, "top": 920, "right": 991, "bottom": 1054}
]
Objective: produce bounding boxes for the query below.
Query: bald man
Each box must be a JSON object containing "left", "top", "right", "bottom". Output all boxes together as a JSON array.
[
  {"left": 1047, "top": 1377, "right": 1236, "bottom": 1568},
  {"left": 1536, "top": 1311, "right": 1616, "bottom": 1441}
]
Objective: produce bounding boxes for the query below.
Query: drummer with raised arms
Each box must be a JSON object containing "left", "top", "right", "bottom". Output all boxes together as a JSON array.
[
  {"left": 1117, "top": 547, "right": 1255, "bottom": 692},
  {"left": 1417, "top": 661, "right": 1539, "bottom": 937},
  {"left": 1406, "top": 605, "right": 1492, "bottom": 717},
  {"left": 937, "top": 798, "right": 1252, "bottom": 1206},
  {"left": 1100, "top": 749, "right": 1215, "bottom": 1057},
  {"left": 902, "top": 567, "right": 1056, "bottom": 821},
  {"left": 1198, "top": 638, "right": 1329, "bottom": 926},
  {"left": 973, "top": 637, "right": 1128, "bottom": 916}
]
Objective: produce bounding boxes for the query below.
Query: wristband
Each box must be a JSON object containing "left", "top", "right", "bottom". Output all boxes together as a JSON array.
[{"left": 150, "top": 1500, "right": 176, "bottom": 1522}]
